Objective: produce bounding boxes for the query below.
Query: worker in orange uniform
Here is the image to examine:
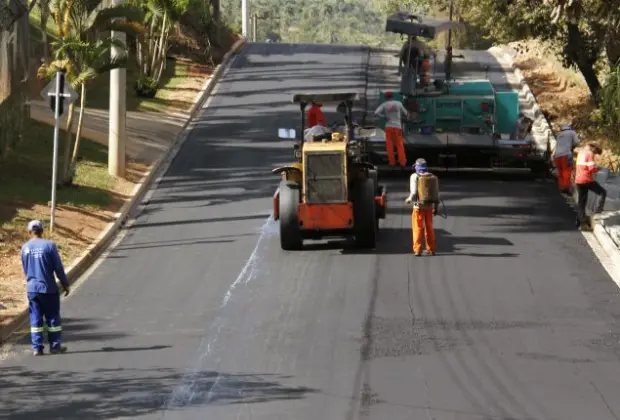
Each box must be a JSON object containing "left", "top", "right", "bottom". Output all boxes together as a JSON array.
[
  {"left": 306, "top": 100, "right": 326, "bottom": 128},
  {"left": 405, "top": 158, "right": 440, "bottom": 256},
  {"left": 554, "top": 123, "right": 580, "bottom": 195},
  {"left": 374, "top": 91, "right": 408, "bottom": 167},
  {"left": 575, "top": 142, "right": 605, "bottom": 229}
]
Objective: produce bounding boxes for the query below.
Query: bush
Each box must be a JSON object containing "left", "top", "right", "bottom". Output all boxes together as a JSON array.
[
  {"left": 134, "top": 76, "right": 158, "bottom": 98},
  {"left": 598, "top": 64, "right": 620, "bottom": 151}
]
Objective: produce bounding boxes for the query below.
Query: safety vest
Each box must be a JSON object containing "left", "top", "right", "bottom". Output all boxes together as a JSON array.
[{"left": 575, "top": 149, "right": 598, "bottom": 184}]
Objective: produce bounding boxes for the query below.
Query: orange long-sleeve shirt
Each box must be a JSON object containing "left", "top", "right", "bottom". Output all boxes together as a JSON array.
[
  {"left": 575, "top": 149, "right": 599, "bottom": 184},
  {"left": 306, "top": 105, "right": 325, "bottom": 128}
]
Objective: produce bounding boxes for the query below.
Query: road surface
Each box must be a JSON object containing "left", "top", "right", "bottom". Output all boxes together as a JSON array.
[{"left": 3, "top": 43, "right": 620, "bottom": 420}]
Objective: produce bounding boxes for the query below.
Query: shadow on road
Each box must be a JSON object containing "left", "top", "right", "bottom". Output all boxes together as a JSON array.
[
  {"left": 16, "top": 318, "right": 129, "bottom": 347},
  {"left": 338, "top": 227, "right": 517, "bottom": 257},
  {"left": 0, "top": 368, "right": 317, "bottom": 419}
]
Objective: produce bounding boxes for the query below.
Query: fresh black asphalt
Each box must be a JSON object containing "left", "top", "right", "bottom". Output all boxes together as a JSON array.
[{"left": 2, "top": 43, "right": 620, "bottom": 420}]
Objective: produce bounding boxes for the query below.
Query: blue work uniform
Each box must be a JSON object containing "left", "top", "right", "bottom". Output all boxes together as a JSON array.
[{"left": 21, "top": 238, "right": 69, "bottom": 351}]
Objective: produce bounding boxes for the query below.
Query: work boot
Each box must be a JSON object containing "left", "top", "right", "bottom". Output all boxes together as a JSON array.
[
  {"left": 426, "top": 250, "right": 435, "bottom": 256},
  {"left": 50, "top": 346, "right": 67, "bottom": 354},
  {"left": 414, "top": 251, "right": 422, "bottom": 256},
  {"left": 33, "top": 348, "right": 44, "bottom": 356}
]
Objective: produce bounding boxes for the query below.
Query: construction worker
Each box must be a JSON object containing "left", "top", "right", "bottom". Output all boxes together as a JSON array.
[
  {"left": 554, "top": 123, "right": 580, "bottom": 194},
  {"left": 575, "top": 142, "right": 606, "bottom": 229},
  {"left": 374, "top": 91, "right": 408, "bottom": 167},
  {"left": 405, "top": 158, "right": 440, "bottom": 256},
  {"left": 398, "top": 36, "right": 434, "bottom": 76},
  {"left": 306, "top": 100, "right": 326, "bottom": 128},
  {"left": 21, "top": 220, "right": 69, "bottom": 356}
]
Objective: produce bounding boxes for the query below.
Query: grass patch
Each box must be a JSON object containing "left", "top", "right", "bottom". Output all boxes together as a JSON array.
[
  {"left": 0, "top": 119, "right": 114, "bottom": 227},
  {"left": 84, "top": 57, "right": 204, "bottom": 113}
]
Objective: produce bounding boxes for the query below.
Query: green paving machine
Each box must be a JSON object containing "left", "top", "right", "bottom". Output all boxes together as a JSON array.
[{"left": 364, "top": 9, "right": 549, "bottom": 176}]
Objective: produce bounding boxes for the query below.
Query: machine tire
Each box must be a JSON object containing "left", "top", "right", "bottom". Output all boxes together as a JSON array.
[
  {"left": 368, "top": 169, "right": 379, "bottom": 195},
  {"left": 353, "top": 177, "right": 378, "bottom": 248},
  {"left": 279, "top": 181, "right": 303, "bottom": 250}
]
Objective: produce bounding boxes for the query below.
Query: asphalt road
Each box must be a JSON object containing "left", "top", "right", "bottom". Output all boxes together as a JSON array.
[{"left": 3, "top": 43, "right": 620, "bottom": 420}]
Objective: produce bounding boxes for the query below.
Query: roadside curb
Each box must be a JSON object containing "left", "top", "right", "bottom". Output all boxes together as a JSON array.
[
  {"left": 0, "top": 37, "right": 248, "bottom": 346},
  {"left": 497, "top": 46, "right": 620, "bottom": 272}
]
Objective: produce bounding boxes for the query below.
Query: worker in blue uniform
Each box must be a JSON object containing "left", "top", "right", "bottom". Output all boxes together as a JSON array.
[{"left": 21, "top": 220, "right": 70, "bottom": 356}]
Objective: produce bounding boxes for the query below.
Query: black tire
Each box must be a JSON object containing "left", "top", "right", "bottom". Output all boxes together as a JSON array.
[
  {"left": 279, "top": 181, "right": 302, "bottom": 250},
  {"left": 368, "top": 169, "right": 379, "bottom": 195},
  {"left": 353, "top": 177, "right": 377, "bottom": 248}
]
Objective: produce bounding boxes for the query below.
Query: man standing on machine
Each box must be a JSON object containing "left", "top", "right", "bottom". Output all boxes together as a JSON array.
[
  {"left": 306, "top": 100, "right": 326, "bottom": 128},
  {"left": 374, "top": 91, "right": 408, "bottom": 167},
  {"left": 405, "top": 158, "right": 440, "bottom": 255}
]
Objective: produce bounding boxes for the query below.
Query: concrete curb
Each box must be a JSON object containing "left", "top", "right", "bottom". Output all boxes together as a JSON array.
[
  {"left": 497, "top": 46, "right": 620, "bottom": 270},
  {"left": 0, "top": 37, "right": 248, "bottom": 346}
]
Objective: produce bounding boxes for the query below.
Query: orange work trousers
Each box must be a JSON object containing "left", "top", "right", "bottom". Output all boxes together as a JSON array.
[
  {"left": 412, "top": 207, "right": 435, "bottom": 254},
  {"left": 554, "top": 155, "right": 572, "bottom": 191},
  {"left": 384, "top": 127, "right": 407, "bottom": 167}
]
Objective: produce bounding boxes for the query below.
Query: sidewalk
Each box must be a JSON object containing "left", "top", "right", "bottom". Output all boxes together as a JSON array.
[{"left": 29, "top": 100, "right": 188, "bottom": 165}]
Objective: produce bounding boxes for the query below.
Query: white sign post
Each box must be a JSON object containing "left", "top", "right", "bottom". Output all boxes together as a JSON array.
[{"left": 40, "top": 72, "right": 79, "bottom": 232}]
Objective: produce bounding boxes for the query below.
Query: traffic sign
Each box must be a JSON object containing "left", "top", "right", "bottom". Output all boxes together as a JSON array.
[{"left": 40, "top": 74, "right": 79, "bottom": 117}]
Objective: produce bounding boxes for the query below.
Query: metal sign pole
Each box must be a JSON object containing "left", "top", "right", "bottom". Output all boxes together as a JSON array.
[{"left": 50, "top": 72, "right": 62, "bottom": 232}]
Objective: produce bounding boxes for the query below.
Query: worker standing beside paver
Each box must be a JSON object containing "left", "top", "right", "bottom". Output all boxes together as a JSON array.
[
  {"left": 21, "top": 220, "right": 70, "bottom": 356},
  {"left": 374, "top": 91, "right": 408, "bottom": 167},
  {"left": 554, "top": 123, "right": 580, "bottom": 195}
]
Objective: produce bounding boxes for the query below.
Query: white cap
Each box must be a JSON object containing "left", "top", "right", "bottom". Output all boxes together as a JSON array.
[
  {"left": 27, "top": 220, "right": 44, "bottom": 233},
  {"left": 559, "top": 123, "right": 571, "bottom": 131}
]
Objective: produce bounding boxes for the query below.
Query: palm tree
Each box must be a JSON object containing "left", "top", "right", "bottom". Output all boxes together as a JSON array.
[
  {"left": 39, "top": 0, "right": 141, "bottom": 184},
  {"left": 126, "top": 0, "right": 185, "bottom": 95}
]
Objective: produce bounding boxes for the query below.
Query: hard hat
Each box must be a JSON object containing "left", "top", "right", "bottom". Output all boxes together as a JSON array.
[
  {"left": 384, "top": 91, "right": 393, "bottom": 99},
  {"left": 559, "top": 123, "right": 571, "bottom": 131}
]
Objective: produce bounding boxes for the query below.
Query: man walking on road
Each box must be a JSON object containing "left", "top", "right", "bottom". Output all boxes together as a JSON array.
[
  {"left": 405, "top": 158, "right": 440, "bottom": 256},
  {"left": 21, "top": 220, "right": 70, "bottom": 356},
  {"left": 575, "top": 143, "right": 606, "bottom": 229},
  {"left": 554, "top": 123, "right": 580, "bottom": 194},
  {"left": 374, "top": 91, "right": 408, "bottom": 167}
]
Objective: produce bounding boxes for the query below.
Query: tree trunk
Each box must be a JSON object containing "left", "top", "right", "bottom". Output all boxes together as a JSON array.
[
  {"left": 40, "top": 6, "right": 50, "bottom": 61},
  {"left": 566, "top": 22, "right": 601, "bottom": 101},
  {"left": 211, "top": 0, "right": 219, "bottom": 22},
  {"left": 70, "top": 83, "right": 86, "bottom": 167},
  {"left": 62, "top": 103, "right": 75, "bottom": 183},
  {"left": 152, "top": 11, "right": 168, "bottom": 80}
]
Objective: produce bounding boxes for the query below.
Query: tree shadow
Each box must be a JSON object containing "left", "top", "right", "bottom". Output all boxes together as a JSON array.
[{"left": 0, "top": 367, "right": 317, "bottom": 419}]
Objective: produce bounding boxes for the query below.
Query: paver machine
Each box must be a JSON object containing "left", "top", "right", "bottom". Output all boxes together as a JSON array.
[
  {"left": 365, "top": 9, "right": 549, "bottom": 176},
  {"left": 271, "top": 92, "right": 387, "bottom": 250}
]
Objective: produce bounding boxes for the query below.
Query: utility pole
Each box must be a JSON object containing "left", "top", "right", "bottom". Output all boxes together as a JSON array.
[
  {"left": 445, "top": 0, "right": 454, "bottom": 82},
  {"left": 109, "top": 0, "right": 126, "bottom": 177},
  {"left": 241, "top": 0, "right": 249, "bottom": 38}
]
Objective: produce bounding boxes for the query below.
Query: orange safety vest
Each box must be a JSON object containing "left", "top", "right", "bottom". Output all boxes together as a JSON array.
[{"left": 575, "top": 149, "right": 598, "bottom": 184}]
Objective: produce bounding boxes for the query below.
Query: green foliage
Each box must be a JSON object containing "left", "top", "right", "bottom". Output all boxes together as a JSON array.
[
  {"left": 134, "top": 75, "right": 159, "bottom": 97},
  {"left": 598, "top": 64, "right": 620, "bottom": 151}
]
